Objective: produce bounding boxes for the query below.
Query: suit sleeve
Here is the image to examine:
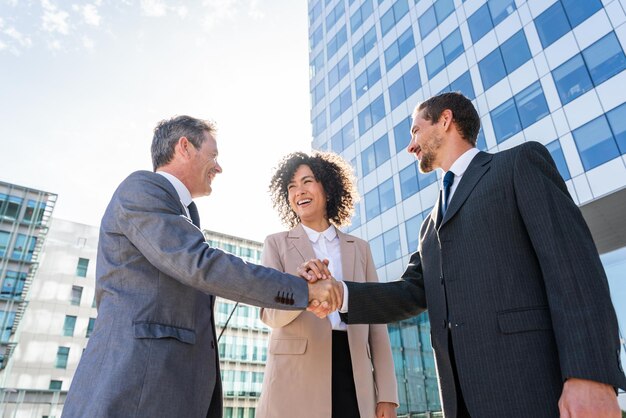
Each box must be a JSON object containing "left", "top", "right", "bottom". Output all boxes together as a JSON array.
[
  {"left": 343, "top": 245, "right": 427, "bottom": 324},
  {"left": 513, "top": 142, "right": 626, "bottom": 390},
  {"left": 363, "top": 244, "right": 399, "bottom": 406},
  {"left": 113, "top": 173, "right": 309, "bottom": 310},
  {"left": 259, "top": 235, "right": 305, "bottom": 328}
]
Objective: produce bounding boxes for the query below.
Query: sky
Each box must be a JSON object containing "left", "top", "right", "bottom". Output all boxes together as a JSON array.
[{"left": 0, "top": 0, "right": 312, "bottom": 242}]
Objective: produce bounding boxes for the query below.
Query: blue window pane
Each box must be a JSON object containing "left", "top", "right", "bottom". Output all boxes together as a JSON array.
[
  {"left": 370, "top": 234, "right": 385, "bottom": 268},
  {"left": 535, "top": 1, "right": 570, "bottom": 48},
  {"left": 400, "top": 163, "right": 419, "bottom": 199},
  {"left": 368, "top": 60, "right": 382, "bottom": 87},
  {"left": 371, "top": 95, "right": 386, "bottom": 128},
  {"left": 311, "top": 51, "right": 324, "bottom": 78},
  {"left": 479, "top": 48, "right": 506, "bottom": 90},
  {"left": 545, "top": 139, "right": 571, "bottom": 181},
  {"left": 326, "top": 2, "right": 345, "bottom": 32},
  {"left": 515, "top": 81, "right": 549, "bottom": 129},
  {"left": 582, "top": 32, "right": 626, "bottom": 86},
  {"left": 561, "top": 0, "right": 602, "bottom": 27},
  {"left": 329, "top": 54, "right": 349, "bottom": 90},
  {"left": 379, "top": 178, "right": 396, "bottom": 213},
  {"left": 552, "top": 54, "right": 593, "bottom": 105},
  {"left": 350, "top": 0, "right": 373, "bottom": 33},
  {"left": 330, "top": 96, "right": 342, "bottom": 121},
  {"left": 375, "top": 134, "right": 391, "bottom": 165},
  {"left": 419, "top": 7, "right": 437, "bottom": 39},
  {"left": 405, "top": 213, "right": 423, "bottom": 253},
  {"left": 309, "top": 1, "right": 321, "bottom": 25},
  {"left": 442, "top": 29, "right": 464, "bottom": 65},
  {"left": 425, "top": 44, "right": 445, "bottom": 78},
  {"left": 389, "top": 76, "right": 406, "bottom": 111},
  {"left": 358, "top": 107, "right": 372, "bottom": 135},
  {"left": 468, "top": 4, "right": 493, "bottom": 43},
  {"left": 488, "top": 0, "right": 516, "bottom": 26},
  {"left": 500, "top": 30, "right": 531, "bottom": 74},
  {"left": 340, "top": 87, "right": 352, "bottom": 113},
  {"left": 310, "top": 25, "right": 323, "bottom": 51},
  {"left": 435, "top": 0, "right": 455, "bottom": 22},
  {"left": 362, "top": 143, "right": 377, "bottom": 175},
  {"left": 365, "top": 188, "right": 381, "bottom": 220},
  {"left": 572, "top": 115, "right": 620, "bottom": 170},
  {"left": 313, "top": 111, "right": 327, "bottom": 136},
  {"left": 327, "top": 26, "right": 347, "bottom": 60},
  {"left": 450, "top": 71, "right": 475, "bottom": 100},
  {"left": 383, "top": 227, "right": 401, "bottom": 263},
  {"left": 381, "top": 7, "right": 396, "bottom": 37},
  {"left": 331, "top": 130, "right": 343, "bottom": 153},
  {"left": 476, "top": 128, "right": 487, "bottom": 151},
  {"left": 607, "top": 103, "right": 626, "bottom": 154},
  {"left": 356, "top": 71, "right": 368, "bottom": 99},
  {"left": 394, "top": 117, "right": 412, "bottom": 153},
  {"left": 398, "top": 28, "right": 415, "bottom": 57},
  {"left": 384, "top": 42, "right": 401, "bottom": 72},
  {"left": 491, "top": 98, "right": 521, "bottom": 143},
  {"left": 342, "top": 122, "right": 355, "bottom": 149},
  {"left": 403, "top": 63, "right": 421, "bottom": 98},
  {"left": 417, "top": 170, "right": 437, "bottom": 189}
]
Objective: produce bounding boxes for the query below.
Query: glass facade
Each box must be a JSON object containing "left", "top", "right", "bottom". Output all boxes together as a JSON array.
[{"left": 308, "top": 0, "right": 626, "bottom": 414}]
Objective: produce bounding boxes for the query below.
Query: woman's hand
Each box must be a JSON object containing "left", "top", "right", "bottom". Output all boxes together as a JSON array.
[{"left": 376, "top": 402, "right": 397, "bottom": 418}]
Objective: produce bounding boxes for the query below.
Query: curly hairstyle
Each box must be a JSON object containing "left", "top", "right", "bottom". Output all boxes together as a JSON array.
[{"left": 269, "top": 152, "right": 359, "bottom": 229}]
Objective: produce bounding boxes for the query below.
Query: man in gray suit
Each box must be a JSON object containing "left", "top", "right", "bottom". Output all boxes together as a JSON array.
[
  {"left": 304, "top": 93, "right": 626, "bottom": 417},
  {"left": 62, "top": 116, "right": 341, "bottom": 418}
]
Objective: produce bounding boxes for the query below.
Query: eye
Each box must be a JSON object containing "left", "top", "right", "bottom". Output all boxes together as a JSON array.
[{"left": 287, "top": 184, "right": 295, "bottom": 190}]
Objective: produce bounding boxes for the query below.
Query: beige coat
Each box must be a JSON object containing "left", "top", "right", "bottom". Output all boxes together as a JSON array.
[{"left": 256, "top": 224, "right": 398, "bottom": 418}]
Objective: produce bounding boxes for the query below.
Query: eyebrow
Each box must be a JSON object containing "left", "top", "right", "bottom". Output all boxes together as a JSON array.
[{"left": 288, "top": 175, "right": 315, "bottom": 185}]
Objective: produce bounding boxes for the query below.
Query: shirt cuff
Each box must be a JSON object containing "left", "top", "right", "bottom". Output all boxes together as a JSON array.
[{"left": 339, "top": 281, "right": 349, "bottom": 313}]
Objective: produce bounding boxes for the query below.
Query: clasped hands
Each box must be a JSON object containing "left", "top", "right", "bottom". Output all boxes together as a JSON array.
[{"left": 299, "top": 259, "right": 343, "bottom": 318}]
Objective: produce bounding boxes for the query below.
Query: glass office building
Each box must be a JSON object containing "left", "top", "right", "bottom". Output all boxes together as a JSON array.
[{"left": 307, "top": 0, "right": 626, "bottom": 414}]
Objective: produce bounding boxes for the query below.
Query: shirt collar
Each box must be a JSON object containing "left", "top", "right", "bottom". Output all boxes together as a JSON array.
[
  {"left": 156, "top": 171, "right": 193, "bottom": 207},
  {"left": 444, "top": 147, "right": 480, "bottom": 179},
  {"left": 301, "top": 224, "right": 337, "bottom": 244}
]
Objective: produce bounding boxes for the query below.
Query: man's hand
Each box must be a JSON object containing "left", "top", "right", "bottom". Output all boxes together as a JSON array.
[
  {"left": 307, "top": 277, "right": 343, "bottom": 318},
  {"left": 297, "top": 258, "right": 331, "bottom": 283},
  {"left": 558, "top": 378, "right": 620, "bottom": 418},
  {"left": 376, "top": 402, "right": 397, "bottom": 418}
]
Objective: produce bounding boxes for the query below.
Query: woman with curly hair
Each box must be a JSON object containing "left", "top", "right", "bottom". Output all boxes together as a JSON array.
[{"left": 256, "top": 152, "right": 398, "bottom": 418}]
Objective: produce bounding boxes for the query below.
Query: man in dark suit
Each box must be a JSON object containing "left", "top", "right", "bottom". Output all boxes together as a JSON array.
[
  {"left": 303, "top": 93, "right": 626, "bottom": 417},
  {"left": 62, "top": 116, "right": 341, "bottom": 418}
]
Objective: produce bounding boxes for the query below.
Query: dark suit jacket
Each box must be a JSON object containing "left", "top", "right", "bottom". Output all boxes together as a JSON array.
[
  {"left": 62, "top": 171, "right": 308, "bottom": 418},
  {"left": 343, "top": 142, "right": 626, "bottom": 417}
]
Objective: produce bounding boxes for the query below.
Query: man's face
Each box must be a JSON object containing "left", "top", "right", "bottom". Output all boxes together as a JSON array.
[
  {"left": 186, "top": 132, "right": 222, "bottom": 198},
  {"left": 408, "top": 109, "right": 443, "bottom": 173}
]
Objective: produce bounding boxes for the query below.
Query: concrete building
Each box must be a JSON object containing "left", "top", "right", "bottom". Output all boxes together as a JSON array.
[
  {"left": 0, "top": 181, "right": 58, "bottom": 417},
  {"left": 307, "top": 0, "right": 626, "bottom": 414},
  {"left": 0, "top": 214, "right": 270, "bottom": 418}
]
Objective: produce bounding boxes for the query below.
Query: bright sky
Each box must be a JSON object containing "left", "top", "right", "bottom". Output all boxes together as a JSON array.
[{"left": 0, "top": 0, "right": 312, "bottom": 242}]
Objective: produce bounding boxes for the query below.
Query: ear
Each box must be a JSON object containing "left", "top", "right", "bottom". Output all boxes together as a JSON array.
[
  {"left": 440, "top": 109, "right": 454, "bottom": 131},
  {"left": 175, "top": 136, "right": 192, "bottom": 160}
]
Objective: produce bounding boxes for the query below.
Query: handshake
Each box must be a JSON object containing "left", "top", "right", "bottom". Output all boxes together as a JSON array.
[{"left": 298, "top": 259, "right": 344, "bottom": 318}]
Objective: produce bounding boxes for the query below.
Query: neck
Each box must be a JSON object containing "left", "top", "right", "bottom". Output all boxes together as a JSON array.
[
  {"left": 301, "top": 218, "right": 331, "bottom": 232},
  {"left": 438, "top": 139, "right": 473, "bottom": 172},
  {"left": 158, "top": 164, "right": 194, "bottom": 196}
]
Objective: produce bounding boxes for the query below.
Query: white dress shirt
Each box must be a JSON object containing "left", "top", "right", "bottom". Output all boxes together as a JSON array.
[
  {"left": 156, "top": 171, "right": 193, "bottom": 217},
  {"left": 301, "top": 224, "right": 348, "bottom": 331},
  {"left": 442, "top": 147, "right": 480, "bottom": 202}
]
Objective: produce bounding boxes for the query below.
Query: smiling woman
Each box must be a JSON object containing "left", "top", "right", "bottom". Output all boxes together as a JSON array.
[{"left": 258, "top": 151, "right": 399, "bottom": 418}]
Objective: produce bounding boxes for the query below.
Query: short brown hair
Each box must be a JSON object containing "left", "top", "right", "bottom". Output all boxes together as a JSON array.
[{"left": 417, "top": 92, "right": 480, "bottom": 146}]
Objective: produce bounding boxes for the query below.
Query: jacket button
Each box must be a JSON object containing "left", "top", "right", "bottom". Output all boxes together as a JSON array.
[{"left": 440, "top": 275, "right": 444, "bottom": 284}]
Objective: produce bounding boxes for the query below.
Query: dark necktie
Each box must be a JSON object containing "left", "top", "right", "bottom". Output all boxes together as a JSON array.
[
  {"left": 442, "top": 171, "right": 455, "bottom": 215},
  {"left": 187, "top": 201, "right": 201, "bottom": 228}
]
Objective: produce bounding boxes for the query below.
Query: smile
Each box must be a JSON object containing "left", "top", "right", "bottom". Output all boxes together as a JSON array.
[{"left": 297, "top": 199, "right": 312, "bottom": 206}]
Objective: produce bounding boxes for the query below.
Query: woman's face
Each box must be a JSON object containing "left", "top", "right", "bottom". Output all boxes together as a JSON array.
[{"left": 287, "top": 164, "right": 328, "bottom": 226}]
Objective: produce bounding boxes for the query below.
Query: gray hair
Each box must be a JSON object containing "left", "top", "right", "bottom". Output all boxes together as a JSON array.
[{"left": 151, "top": 115, "right": 217, "bottom": 170}]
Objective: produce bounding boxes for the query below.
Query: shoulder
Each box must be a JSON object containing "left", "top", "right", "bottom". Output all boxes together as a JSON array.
[
  {"left": 499, "top": 141, "right": 550, "bottom": 159},
  {"left": 339, "top": 230, "right": 368, "bottom": 249},
  {"left": 264, "top": 230, "right": 290, "bottom": 243},
  {"left": 113, "top": 171, "right": 178, "bottom": 208}
]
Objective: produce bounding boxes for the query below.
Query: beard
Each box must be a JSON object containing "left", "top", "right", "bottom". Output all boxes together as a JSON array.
[{"left": 417, "top": 133, "right": 442, "bottom": 173}]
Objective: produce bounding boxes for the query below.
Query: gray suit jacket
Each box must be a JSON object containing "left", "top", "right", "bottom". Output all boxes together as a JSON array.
[
  {"left": 343, "top": 142, "right": 626, "bottom": 417},
  {"left": 62, "top": 171, "right": 308, "bottom": 418}
]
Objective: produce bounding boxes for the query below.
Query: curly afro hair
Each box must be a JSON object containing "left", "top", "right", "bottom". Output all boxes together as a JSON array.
[{"left": 269, "top": 152, "right": 359, "bottom": 229}]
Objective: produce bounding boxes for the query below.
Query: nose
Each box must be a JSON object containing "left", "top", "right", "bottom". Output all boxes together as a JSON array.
[
  {"left": 214, "top": 161, "right": 223, "bottom": 174},
  {"left": 407, "top": 135, "right": 418, "bottom": 154}
]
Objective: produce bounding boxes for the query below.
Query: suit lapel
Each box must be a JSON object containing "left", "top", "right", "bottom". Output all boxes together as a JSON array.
[
  {"left": 337, "top": 229, "right": 356, "bottom": 283},
  {"left": 440, "top": 151, "right": 493, "bottom": 228},
  {"left": 287, "top": 224, "right": 316, "bottom": 263}
]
